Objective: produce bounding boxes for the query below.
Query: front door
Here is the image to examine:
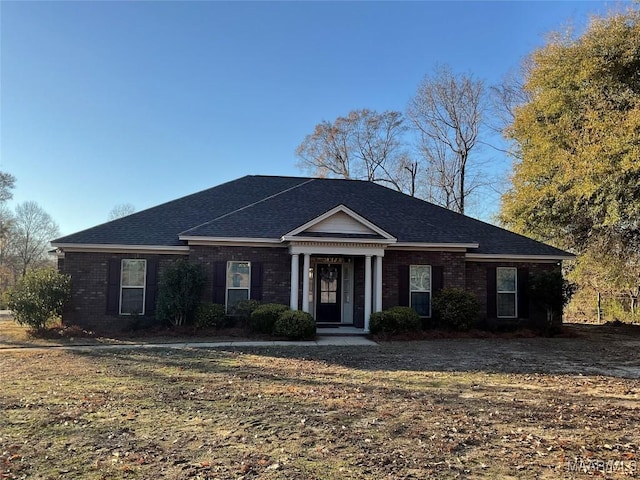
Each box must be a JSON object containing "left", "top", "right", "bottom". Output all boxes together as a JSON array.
[{"left": 316, "top": 263, "right": 341, "bottom": 323}]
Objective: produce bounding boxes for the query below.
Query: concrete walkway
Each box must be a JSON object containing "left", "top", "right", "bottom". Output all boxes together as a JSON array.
[{"left": 0, "top": 336, "right": 378, "bottom": 353}]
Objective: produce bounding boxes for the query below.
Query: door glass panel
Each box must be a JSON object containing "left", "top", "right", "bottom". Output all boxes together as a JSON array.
[{"left": 319, "top": 265, "right": 339, "bottom": 304}]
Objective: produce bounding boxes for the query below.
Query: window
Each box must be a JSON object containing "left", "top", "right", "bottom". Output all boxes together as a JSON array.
[
  {"left": 120, "top": 259, "right": 146, "bottom": 315},
  {"left": 410, "top": 265, "right": 431, "bottom": 317},
  {"left": 497, "top": 267, "right": 517, "bottom": 318},
  {"left": 226, "top": 261, "right": 251, "bottom": 310}
]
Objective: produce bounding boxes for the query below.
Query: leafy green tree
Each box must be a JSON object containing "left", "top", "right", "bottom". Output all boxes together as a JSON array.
[
  {"left": 500, "top": 8, "right": 640, "bottom": 252},
  {"left": 156, "top": 260, "right": 206, "bottom": 327},
  {"left": 6, "top": 268, "right": 71, "bottom": 331}
]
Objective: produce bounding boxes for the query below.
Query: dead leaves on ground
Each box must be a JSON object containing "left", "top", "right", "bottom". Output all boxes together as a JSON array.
[{"left": 1, "top": 344, "right": 639, "bottom": 479}]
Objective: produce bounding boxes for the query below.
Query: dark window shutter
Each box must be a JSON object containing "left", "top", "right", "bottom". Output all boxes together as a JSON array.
[
  {"left": 212, "top": 261, "right": 226, "bottom": 304},
  {"left": 251, "top": 262, "right": 263, "bottom": 301},
  {"left": 432, "top": 266, "right": 444, "bottom": 296},
  {"left": 106, "top": 259, "right": 121, "bottom": 315},
  {"left": 145, "top": 258, "right": 159, "bottom": 315},
  {"left": 517, "top": 267, "right": 529, "bottom": 319},
  {"left": 398, "top": 265, "right": 409, "bottom": 307},
  {"left": 486, "top": 267, "right": 497, "bottom": 318}
]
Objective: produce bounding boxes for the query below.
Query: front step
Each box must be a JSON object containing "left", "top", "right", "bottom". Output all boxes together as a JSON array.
[{"left": 316, "top": 326, "right": 367, "bottom": 336}]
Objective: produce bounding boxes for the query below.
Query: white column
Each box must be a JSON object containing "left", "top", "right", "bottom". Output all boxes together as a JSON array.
[
  {"left": 364, "top": 255, "right": 372, "bottom": 333},
  {"left": 375, "top": 255, "right": 383, "bottom": 312},
  {"left": 372, "top": 257, "right": 377, "bottom": 310},
  {"left": 302, "top": 254, "right": 310, "bottom": 313},
  {"left": 290, "top": 254, "right": 299, "bottom": 310}
]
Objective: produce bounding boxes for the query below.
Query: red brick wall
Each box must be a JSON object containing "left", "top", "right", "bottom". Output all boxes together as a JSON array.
[
  {"left": 59, "top": 246, "right": 293, "bottom": 333},
  {"left": 58, "top": 251, "right": 183, "bottom": 332},
  {"left": 382, "top": 250, "right": 466, "bottom": 309},
  {"left": 59, "top": 246, "right": 564, "bottom": 332},
  {"left": 190, "top": 245, "right": 292, "bottom": 306},
  {"left": 465, "top": 261, "right": 560, "bottom": 321}
]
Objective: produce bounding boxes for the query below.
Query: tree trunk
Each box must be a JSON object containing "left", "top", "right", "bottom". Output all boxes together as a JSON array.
[{"left": 597, "top": 291, "right": 602, "bottom": 323}]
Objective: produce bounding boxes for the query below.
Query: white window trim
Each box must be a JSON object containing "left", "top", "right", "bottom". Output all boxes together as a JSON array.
[
  {"left": 497, "top": 267, "right": 518, "bottom": 318},
  {"left": 119, "top": 259, "right": 146, "bottom": 316},
  {"left": 226, "top": 261, "right": 251, "bottom": 311},
  {"left": 410, "top": 264, "right": 432, "bottom": 318}
]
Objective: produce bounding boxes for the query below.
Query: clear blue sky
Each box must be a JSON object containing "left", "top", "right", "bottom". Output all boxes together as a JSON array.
[{"left": 1, "top": 1, "right": 621, "bottom": 236}]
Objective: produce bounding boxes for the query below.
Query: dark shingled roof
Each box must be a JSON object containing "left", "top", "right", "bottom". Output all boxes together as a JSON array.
[{"left": 53, "top": 175, "right": 571, "bottom": 257}]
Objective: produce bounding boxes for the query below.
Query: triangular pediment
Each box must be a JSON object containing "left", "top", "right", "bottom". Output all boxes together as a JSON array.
[
  {"left": 282, "top": 205, "right": 396, "bottom": 241},
  {"left": 306, "top": 211, "right": 376, "bottom": 235}
]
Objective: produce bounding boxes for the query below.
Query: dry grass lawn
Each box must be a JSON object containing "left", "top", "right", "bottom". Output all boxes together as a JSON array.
[{"left": 1, "top": 321, "right": 639, "bottom": 479}]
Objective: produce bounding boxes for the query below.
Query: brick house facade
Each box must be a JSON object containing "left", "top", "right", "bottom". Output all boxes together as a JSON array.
[{"left": 52, "top": 176, "right": 572, "bottom": 333}]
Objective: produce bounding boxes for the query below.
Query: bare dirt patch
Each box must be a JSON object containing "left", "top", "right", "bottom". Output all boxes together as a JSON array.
[{"left": 1, "top": 326, "right": 639, "bottom": 479}]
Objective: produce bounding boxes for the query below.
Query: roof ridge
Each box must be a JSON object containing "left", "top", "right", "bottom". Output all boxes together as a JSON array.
[{"left": 179, "top": 178, "right": 316, "bottom": 236}]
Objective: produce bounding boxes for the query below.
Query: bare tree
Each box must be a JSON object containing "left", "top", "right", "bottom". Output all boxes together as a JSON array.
[
  {"left": 0, "top": 173, "right": 16, "bottom": 292},
  {"left": 0, "top": 204, "right": 16, "bottom": 292},
  {"left": 108, "top": 203, "right": 136, "bottom": 221},
  {"left": 296, "top": 109, "right": 416, "bottom": 194},
  {"left": 12, "top": 201, "right": 60, "bottom": 276},
  {"left": 489, "top": 68, "right": 531, "bottom": 160},
  {"left": 407, "top": 65, "right": 486, "bottom": 214}
]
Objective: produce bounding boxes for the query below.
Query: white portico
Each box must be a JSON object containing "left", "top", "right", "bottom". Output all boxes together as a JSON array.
[{"left": 282, "top": 205, "right": 396, "bottom": 333}]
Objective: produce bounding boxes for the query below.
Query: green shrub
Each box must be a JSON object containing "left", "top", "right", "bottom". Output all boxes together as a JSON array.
[
  {"left": 250, "top": 303, "right": 289, "bottom": 334},
  {"left": 433, "top": 288, "right": 480, "bottom": 331},
  {"left": 369, "top": 311, "right": 388, "bottom": 334},
  {"left": 156, "top": 260, "right": 206, "bottom": 327},
  {"left": 369, "top": 306, "right": 421, "bottom": 334},
  {"left": 274, "top": 310, "right": 316, "bottom": 340},
  {"left": 6, "top": 268, "right": 71, "bottom": 331},
  {"left": 529, "top": 269, "right": 570, "bottom": 334},
  {"left": 194, "top": 303, "right": 227, "bottom": 329},
  {"left": 227, "top": 298, "right": 261, "bottom": 327}
]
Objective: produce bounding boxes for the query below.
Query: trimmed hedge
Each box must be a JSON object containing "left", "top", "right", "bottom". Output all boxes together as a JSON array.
[
  {"left": 274, "top": 310, "right": 316, "bottom": 340},
  {"left": 250, "top": 303, "right": 289, "bottom": 334},
  {"left": 369, "top": 306, "right": 421, "bottom": 334},
  {"left": 194, "top": 303, "right": 227, "bottom": 329},
  {"left": 227, "top": 299, "right": 261, "bottom": 327},
  {"left": 433, "top": 288, "right": 480, "bottom": 331}
]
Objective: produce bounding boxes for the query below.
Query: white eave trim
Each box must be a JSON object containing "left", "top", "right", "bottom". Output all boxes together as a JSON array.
[
  {"left": 465, "top": 253, "right": 575, "bottom": 262},
  {"left": 51, "top": 243, "right": 190, "bottom": 254},
  {"left": 289, "top": 243, "right": 387, "bottom": 257},
  {"left": 179, "top": 235, "right": 282, "bottom": 246},
  {"left": 389, "top": 242, "right": 479, "bottom": 251},
  {"left": 284, "top": 204, "right": 396, "bottom": 240},
  {"left": 282, "top": 235, "right": 396, "bottom": 244}
]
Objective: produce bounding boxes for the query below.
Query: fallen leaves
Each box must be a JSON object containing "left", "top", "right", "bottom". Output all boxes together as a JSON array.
[{"left": 1, "top": 333, "right": 639, "bottom": 478}]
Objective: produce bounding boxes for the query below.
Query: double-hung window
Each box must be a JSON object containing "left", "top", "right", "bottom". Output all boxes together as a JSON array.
[
  {"left": 497, "top": 267, "right": 517, "bottom": 318},
  {"left": 120, "top": 259, "right": 146, "bottom": 315},
  {"left": 226, "top": 261, "right": 251, "bottom": 310},
  {"left": 410, "top": 265, "right": 431, "bottom": 317}
]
